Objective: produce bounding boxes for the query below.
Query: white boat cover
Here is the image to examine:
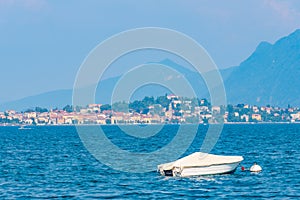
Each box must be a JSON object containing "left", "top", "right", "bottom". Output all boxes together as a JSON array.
[{"left": 158, "top": 152, "right": 244, "bottom": 170}]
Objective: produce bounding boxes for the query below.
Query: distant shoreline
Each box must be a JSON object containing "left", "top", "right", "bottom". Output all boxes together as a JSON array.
[{"left": 1, "top": 121, "right": 300, "bottom": 127}]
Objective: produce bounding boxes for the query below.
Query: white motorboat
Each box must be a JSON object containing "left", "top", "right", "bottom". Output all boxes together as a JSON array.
[{"left": 157, "top": 152, "right": 243, "bottom": 177}]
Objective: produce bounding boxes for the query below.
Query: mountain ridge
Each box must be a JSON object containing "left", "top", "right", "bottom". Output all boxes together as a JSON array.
[
  {"left": 1, "top": 29, "right": 300, "bottom": 110},
  {"left": 225, "top": 29, "right": 300, "bottom": 106}
]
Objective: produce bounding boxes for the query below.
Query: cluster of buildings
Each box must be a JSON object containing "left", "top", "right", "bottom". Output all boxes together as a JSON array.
[
  {"left": 1, "top": 95, "right": 300, "bottom": 126},
  {"left": 224, "top": 104, "right": 300, "bottom": 123}
]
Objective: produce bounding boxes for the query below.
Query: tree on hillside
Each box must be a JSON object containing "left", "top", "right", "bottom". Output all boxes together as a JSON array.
[
  {"left": 100, "top": 104, "right": 112, "bottom": 111},
  {"left": 129, "top": 100, "right": 147, "bottom": 113},
  {"left": 150, "top": 104, "right": 164, "bottom": 116},
  {"left": 35, "top": 107, "right": 48, "bottom": 113},
  {"left": 75, "top": 106, "right": 82, "bottom": 112},
  {"left": 156, "top": 95, "right": 171, "bottom": 109},
  {"left": 200, "top": 98, "right": 210, "bottom": 106},
  {"left": 63, "top": 105, "right": 73, "bottom": 113},
  {"left": 112, "top": 101, "right": 129, "bottom": 113},
  {"left": 24, "top": 109, "right": 35, "bottom": 113},
  {"left": 142, "top": 96, "right": 155, "bottom": 107}
]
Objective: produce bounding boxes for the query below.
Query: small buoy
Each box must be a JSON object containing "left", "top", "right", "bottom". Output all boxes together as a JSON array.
[
  {"left": 241, "top": 166, "right": 245, "bottom": 171},
  {"left": 250, "top": 162, "right": 262, "bottom": 172}
]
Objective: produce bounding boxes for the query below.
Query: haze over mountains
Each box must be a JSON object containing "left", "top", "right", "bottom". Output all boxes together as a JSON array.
[{"left": 1, "top": 29, "right": 300, "bottom": 111}]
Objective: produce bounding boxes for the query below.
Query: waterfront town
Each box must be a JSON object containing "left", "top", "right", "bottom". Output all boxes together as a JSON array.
[{"left": 1, "top": 94, "right": 300, "bottom": 126}]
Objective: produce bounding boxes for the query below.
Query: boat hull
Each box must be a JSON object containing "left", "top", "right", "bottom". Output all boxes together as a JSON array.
[
  {"left": 179, "top": 162, "right": 240, "bottom": 177},
  {"left": 159, "top": 162, "right": 241, "bottom": 177}
]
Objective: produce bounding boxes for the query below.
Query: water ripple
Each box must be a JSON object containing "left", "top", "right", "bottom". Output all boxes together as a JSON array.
[{"left": 0, "top": 124, "right": 299, "bottom": 199}]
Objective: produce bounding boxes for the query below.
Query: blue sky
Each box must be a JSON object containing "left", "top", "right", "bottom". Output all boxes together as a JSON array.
[{"left": 1, "top": 0, "right": 300, "bottom": 103}]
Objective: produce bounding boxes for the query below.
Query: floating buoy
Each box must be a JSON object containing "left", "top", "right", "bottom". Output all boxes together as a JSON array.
[
  {"left": 241, "top": 166, "right": 245, "bottom": 171},
  {"left": 250, "top": 162, "right": 262, "bottom": 172}
]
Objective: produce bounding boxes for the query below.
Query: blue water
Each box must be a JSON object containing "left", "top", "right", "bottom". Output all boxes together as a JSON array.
[{"left": 0, "top": 124, "right": 299, "bottom": 199}]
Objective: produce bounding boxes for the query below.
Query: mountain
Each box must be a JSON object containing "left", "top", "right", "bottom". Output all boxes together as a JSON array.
[
  {"left": 0, "top": 59, "right": 230, "bottom": 111},
  {"left": 0, "top": 77, "right": 118, "bottom": 111},
  {"left": 225, "top": 29, "right": 300, "bottom": 106},
  {"left": 0, "top": 90, "right": 72, "bottom": 111},
  {"left": 1, "top": 29, "right": 300, "bottom": 111}
]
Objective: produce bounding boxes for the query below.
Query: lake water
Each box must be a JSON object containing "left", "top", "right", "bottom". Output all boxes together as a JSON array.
[{"left": 0, "top": 124, "right": 299, "bottom": 199}]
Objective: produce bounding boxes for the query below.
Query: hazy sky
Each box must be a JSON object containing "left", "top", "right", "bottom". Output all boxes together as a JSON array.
[{"left": 1, "top": 0, "right": 300, "bottom": 103}]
